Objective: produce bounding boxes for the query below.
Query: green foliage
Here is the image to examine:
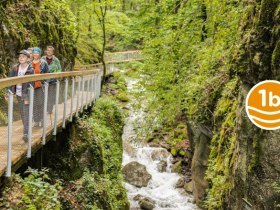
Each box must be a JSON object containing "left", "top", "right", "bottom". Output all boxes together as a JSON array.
[
  {"left": 0, "top": 0, "right": 77, "bottom": 75},
  {"left": 116, "top": 91, "right": 130, "bottom": 102},
  {"left": 104, "top": 71, "right": 130, "bottom": 103},
  {"left": 127, "top": 0, "right": 243, "bottom": 208},
  {"left": 204, "top": 118, "right": 237, "bottom": 209},
  {"left": 0, "top": 111, "right": 8, "bottom": 125},
  {"left": 272, "top": 183, "right": 280, "bottom": 207},
  {"left": 21, "top": 168, "right": 62, "bottom": 210},
  {"left": 0, "top": 168, "right": 62, "bottom": 209},
  {"left": 113, "top": 71, "right": 127, "bottom": 91},
  {"left": 171, "top": 148, "right": 177, "bottom": 156},
  {"left": 0, "top": 90, "right": 8, "bottom": 125},
  {"left": 165, "top": 123, "right": 188, "bottom": 153},
  {"left": 273, "top": 182, "right": 280, "bottom": 193},
  {"left": 66, "top": 0, "right": 131, "bottom": 65},
  {"left": 76, "top": 171, "right": 129, "bottom": 210},
  {"left": 133, "top": 0, "right": 242, "bottom": 129},
  {"left": 42, "top": 97, "right": 129, "bottom": 209},
  {"left": 75, "top": 98, "right": 129, "bottom": 209},
  {"left": 204, "top": 81, "right": 238, "bottom": 209}
]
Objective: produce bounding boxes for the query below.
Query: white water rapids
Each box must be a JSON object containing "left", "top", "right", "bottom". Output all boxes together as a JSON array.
[{"left": 122, "top": 79, "right": 198, "bottom": 210}]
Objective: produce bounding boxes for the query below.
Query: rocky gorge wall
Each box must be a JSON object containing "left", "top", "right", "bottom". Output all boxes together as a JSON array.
[
  {"left": 190, "top": 0, "right": 280, "bottom": 209},
  {"left": 0, "top": 0, "right": 78, "bottom": 127},
  {"left": 0, "top": 0, "right": 77, "bottom": 76}
]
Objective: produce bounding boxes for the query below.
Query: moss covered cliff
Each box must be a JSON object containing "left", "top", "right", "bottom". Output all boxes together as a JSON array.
[
  {"left": 0, "top": 0, "right": 77, "bottom": 76},
  {"left": 218, "top": 0, "right": 280, "bottom": 209}
]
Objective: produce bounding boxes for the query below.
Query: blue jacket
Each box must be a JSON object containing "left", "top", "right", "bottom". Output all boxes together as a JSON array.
[{"left": 39, "top": 59, "right": 50, "bottom": 74}]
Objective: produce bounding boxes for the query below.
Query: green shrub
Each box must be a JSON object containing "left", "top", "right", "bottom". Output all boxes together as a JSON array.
[
  {"left": 116, "top": 91, "right": 130, "bottom": 102},
  {"left": 0, "top": 168, "right": 62, "bottom": 209},
  {"left": 73, "top": 98, "right": 129, "bottom": 209}
]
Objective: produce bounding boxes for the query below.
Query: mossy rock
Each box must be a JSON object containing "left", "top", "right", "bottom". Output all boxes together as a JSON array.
[
  {"left": 116, "top": 92, "right": 130, "bottom": 102},
  {"left": 177, "top": 123, "right": 187, "bottom": 129},
  {"left": 113, "top": 71, "right": 122, "bottom": 79},
  {"left": 124, "top": 69, "right": 140, "bottom": 78},
  {"left": 171, "top": 148, "right": 177, "bottom": 156},
  {"left": 116, "top": 82, "right": 127, "bottom": 91},
  {"left": 172, "top": 161, "right": 182, "bottom": 173},
  {"left": 178, "top": 149, "right": 187, "bottom": 157}
]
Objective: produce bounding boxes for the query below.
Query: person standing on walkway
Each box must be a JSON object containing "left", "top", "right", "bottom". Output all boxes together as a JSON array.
[
  {"left": 10, "top": 50, "right": 34, "bottom": 142},
  {"left": 41, "top": 46, "right": 62, "bottom": 115},
  {"left": 27, "top": 47, "right": 33, "bottom": 62},
  {"left": 32, "top": 47, "right": 49, "bottom": 127}
]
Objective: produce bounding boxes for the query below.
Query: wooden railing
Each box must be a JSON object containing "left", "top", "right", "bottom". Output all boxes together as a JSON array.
[
  {"left": 0, "top": 68, "right": 102, "bottom": 177},
  {"left": 74, "top": 50, "right": 144, "bottom": 71},
  {"left": 0, "top": 50, "right": 144, "bottom": 177}
]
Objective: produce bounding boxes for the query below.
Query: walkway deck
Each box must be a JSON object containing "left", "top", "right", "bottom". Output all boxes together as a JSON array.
[{"left": 0, "top": 89, "right": 92, "bottom": 177}]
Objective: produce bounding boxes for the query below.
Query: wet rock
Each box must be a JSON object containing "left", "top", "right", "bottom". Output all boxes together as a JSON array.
[
  {"left": 133, "top": 194, "right": 144, "bottom": 201},
  {"left": 147, "top": 136, "right": 156, "bottom": 143},
  {"left": 122, "top": 161, "right": 152, "bottom": 187},
  {"left": 184, "top": 181, "right": 193, "bottom": 193},
  {"left": 171, "top": 160, "right": 182, "bottom": 173},
  {"left": 139, "top": 197, "right": 155, "bottom": 210},
  {"left": 171, "top": 157, "right": 181, "bottom": 164},
  {"left": 148, "top": 142, "right": 160, "bottom": 147},
  {"left": 191, "top": 130, "right": 210, "bottom": 203},
  {"left": 157, "top": 160, "right": 167, "bottom": 172},
  {"left": 159, "top": 141, "right": 170, "bottom": 150},
  {"left": 175, "top": 177, "right": 185, "bottom": 188},
  {"left": 122, "top": 106, "right": 130, "bottom": 110},
  {"left": 150, "top": 149, "right": 169, "bottom": 161},
  {"left": 111, "top": 89, "right": 118, "bottom": 95},
  {"left": 159, "top": 202, "right": 172, "bottom": 208},
  {"left": 108, "top": 77, "right": 117, "bottom": 84}
]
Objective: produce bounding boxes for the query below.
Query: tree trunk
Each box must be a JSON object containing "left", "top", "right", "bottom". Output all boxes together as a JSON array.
[{"left": 122, "top": 0, "right": 125, "bottom": 12}]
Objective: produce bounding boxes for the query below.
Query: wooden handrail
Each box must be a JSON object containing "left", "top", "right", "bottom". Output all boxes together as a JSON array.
[
  {"left": 0, "top": 69, "right": 101, "bottom": 90},
  {"left": 74, "top": 58, "right": 144, "bottom": 70},
  {"left": 0, "top": 51, "right": 145, "bottom": 177},
  {"left": 0, "top": 51, "right": 143, "bottom": 90},
  {"left": 105, "top": 50, "right": 141, "bottom": 55}
]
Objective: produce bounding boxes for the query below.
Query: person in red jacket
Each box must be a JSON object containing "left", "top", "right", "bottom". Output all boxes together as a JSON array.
[{"left": 32, "top": 47, "right": 50, "bottom": 127}]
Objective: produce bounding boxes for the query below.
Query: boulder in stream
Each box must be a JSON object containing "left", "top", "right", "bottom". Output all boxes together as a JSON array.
[
  {"left": 150, "top": 149, "right": 169, "bottom": 161},
  {"left": 139, "top": 197, "right": 155, "bottom": 210},
  {"left": 171, "top": 160, "right": 182, "bottom": 173},
  {"left": 122, "top": 161, "right": 152, "bottom": 187},
  {"left": 175, "top": 177, "right": 185, "bottom": 188},
  {"left": 133, "top": 194, "right": 144, "bottom": 201},
  {"left": 157, "top": 160, "right": 167, "bottom": 172},
  {"left": 184, "top": 181, "right": 193, "bottom": 193}
]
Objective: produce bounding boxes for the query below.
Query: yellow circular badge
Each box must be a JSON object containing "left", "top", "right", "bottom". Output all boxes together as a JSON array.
[{"left": 246, "top": 80, "right": 280, "bottom": 130}]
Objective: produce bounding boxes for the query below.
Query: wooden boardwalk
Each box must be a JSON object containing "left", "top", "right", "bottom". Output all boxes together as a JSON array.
[
  {"left": 0, "top": 89, "right": 92, "bottom": 177},
  {"left": 0, "top": 52, "right": 143, "bottom": 177}
]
